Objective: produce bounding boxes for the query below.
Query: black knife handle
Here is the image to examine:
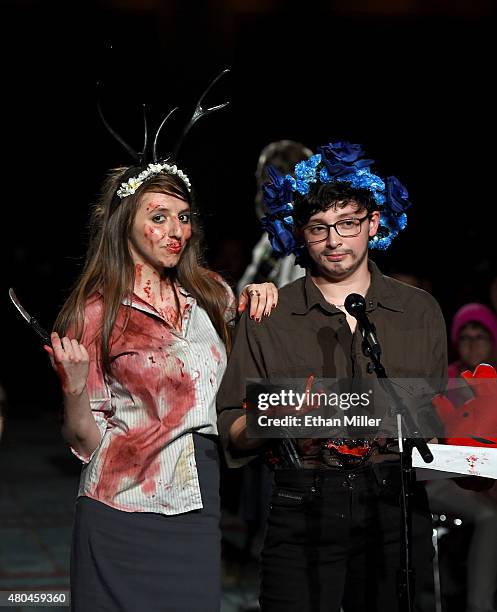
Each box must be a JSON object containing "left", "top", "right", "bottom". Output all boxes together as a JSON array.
[{"left": 30, "top": 318, "right": 52, "bottom": 347}]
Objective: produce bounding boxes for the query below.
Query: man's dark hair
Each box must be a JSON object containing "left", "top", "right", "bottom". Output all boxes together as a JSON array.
[{"left": 293, "top": 181, "right": 379, "bottom": 228}]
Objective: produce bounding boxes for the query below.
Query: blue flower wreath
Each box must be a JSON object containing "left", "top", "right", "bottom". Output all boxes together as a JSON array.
[{"left": 261, "top": 141, "right": 411, "bottom": 258}]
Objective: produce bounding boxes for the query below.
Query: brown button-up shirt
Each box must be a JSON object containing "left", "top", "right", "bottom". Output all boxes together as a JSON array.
[{"left": 217, "top": 260, "right": 448, "bottom": 468}]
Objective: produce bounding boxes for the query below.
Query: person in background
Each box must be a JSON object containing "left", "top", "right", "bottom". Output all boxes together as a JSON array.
[
  {"left": 237, "top": 140, "right": 313, "bottom": 293},
  {"left": 428, "top": 302, "right": 497, "bottom": 612},
  {"left": 448, "top": 303, "right": 497, "bottom": 377},
  {"left": 235, "top": 140, "right": 313, "bottom": 583}
]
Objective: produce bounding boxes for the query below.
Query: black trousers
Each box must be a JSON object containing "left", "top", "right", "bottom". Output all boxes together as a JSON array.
[{"left": 260, "top": 463, "right": 434, "bottom": 612}]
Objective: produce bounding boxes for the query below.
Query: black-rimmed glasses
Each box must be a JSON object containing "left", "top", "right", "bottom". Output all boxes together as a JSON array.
[{"left": 303, "top": 213, "right": 370, "bottom": 244}]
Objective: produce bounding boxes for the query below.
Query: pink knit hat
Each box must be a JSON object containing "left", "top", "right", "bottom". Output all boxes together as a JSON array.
[{"left": 451, "top": 303, "right": 497, "bottom": 348}]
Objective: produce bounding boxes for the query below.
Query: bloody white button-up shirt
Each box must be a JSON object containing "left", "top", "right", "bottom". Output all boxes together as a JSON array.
[{"left": 72, "top": 282, "right": 234, "bottom": 515}]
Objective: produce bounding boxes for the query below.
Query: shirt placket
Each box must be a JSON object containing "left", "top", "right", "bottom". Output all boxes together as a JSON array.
[{"left": 180, "top": 295, "right": 195, "bottom": 340}]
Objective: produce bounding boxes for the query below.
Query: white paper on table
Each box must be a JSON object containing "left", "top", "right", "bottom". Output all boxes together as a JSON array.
[{"left": 412, "top": 444, "right": 497, "bottom": 479}]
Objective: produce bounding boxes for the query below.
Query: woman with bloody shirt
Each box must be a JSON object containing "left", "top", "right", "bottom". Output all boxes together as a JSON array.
[{"left": 45, "top": 163, "right": 277, "bottom": 611}]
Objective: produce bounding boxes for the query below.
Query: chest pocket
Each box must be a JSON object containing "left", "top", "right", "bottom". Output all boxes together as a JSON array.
[{"left": 264, "top": 321, "right": 345, "bottom": 378}]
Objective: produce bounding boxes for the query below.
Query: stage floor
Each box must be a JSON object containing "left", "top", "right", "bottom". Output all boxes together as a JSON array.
[{"left": 0, "top": 412, "right": 260, "bottom": 611}]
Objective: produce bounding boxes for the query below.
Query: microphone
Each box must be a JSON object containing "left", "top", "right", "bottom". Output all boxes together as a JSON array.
[
  {"left": 345, "top": 294, "right": 433, "bottom": 463},
  {"left": 344, "top": 293, "right": 381, "bottom": 358}
]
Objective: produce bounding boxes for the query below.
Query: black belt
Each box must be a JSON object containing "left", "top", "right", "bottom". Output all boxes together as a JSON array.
[{"left": 274, "top": 461, "right": 401, "bottom": 488}]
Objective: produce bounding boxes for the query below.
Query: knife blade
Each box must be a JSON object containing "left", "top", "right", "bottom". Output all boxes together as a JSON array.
[{"left": 9, "top": 288, "right": 52, "bottom": 347}]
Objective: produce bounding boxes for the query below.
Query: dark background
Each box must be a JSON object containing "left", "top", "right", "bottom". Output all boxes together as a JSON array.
[{"left": 2, "top": 0, "right": 496, "bottom": 412}]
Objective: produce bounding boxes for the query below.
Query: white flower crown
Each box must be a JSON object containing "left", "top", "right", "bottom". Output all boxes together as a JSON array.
[{"left": 116, "top": 162, "right": 192, "bottom": 199}]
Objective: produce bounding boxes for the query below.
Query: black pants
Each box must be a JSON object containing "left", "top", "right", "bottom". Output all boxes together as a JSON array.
[{"left": 260, "top": 463, "right": 434, "bottom": 612}]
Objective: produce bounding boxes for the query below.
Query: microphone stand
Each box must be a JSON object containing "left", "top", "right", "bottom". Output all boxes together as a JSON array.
[{"left": 360, "top": 325, "right": 433, "bottom": 612}]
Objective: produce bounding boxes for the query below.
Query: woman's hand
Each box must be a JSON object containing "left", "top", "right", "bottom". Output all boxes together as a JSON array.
[
  {"left": 238, "top": 282, "right": 278, "bottom": 321},
  {"left": 44, "top": 332, "right": 90, "bottom": 396}
]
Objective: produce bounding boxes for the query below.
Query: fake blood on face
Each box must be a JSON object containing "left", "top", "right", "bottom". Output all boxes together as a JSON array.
[{"left": 144, "top": 225, "right": 165, "bottom": 242}]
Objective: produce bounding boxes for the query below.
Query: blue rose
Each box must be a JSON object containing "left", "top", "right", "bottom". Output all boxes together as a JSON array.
[
  {"left": 369, "top": 209, "right": 408, "bottom": 251},
  {"left": 261, "top": 216, "right": 298, "bottom": 256},
  {"left": 374, "top": 192, "right": 386, "bottom": 206},
  {"left": 397, "top": 212, "right": 407, "bottom": 230},
  {"left": 295, "top": 179, "right": 310, "bottom": 195},
  {"left": 307, "top": 154, "right": 322, "bottom": 168},
  {"left": 336, "top": 168, "right": 384, "bottom": 191},
  {"left": 358, "top": 169, "right": 385, "bottom": 192},
  {"left": 263, "top": 166, "right": 295, "bottom": 215},
  {"left": 285, "top": 174, "right": 297, "bottom": 190},
  {"left": 385, "top": 176, "right": 410, "bottom": 214},
  {"left": 319, "top": 166, "right": 333, "bottom": 183},
  {"left": 369, "top": 233, "right": 393, "bottom": 250},
  {"left": 318, "top": 142, "right": 374, "bottom": 178},
  {"left": 295, "top": 158, "right": 318, "bottom": 183},
  {"left": 320, "top": 142, "right": 364, "bottom": 163}
]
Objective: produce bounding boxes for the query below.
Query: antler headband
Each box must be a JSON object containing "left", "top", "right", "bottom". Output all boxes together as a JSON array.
[{"left": 98, "top": 68, "right": 230, "bottom": 199}]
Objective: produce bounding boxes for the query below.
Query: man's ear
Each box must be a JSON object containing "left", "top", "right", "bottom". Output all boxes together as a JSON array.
[{"left": 368, "top": 210, "right": 380, "bottom": 238}]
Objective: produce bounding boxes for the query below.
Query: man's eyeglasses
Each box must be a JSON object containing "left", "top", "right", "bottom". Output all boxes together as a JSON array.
[{"left": 303, "top": 214, "right": 371, "bottom": 244}]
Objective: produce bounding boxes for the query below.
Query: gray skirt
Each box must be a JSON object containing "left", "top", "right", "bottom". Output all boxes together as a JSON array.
[{"left": 70, "top": 434, "right": 220, "bottom": 612}]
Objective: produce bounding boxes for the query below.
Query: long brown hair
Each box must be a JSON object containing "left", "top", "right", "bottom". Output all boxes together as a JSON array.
[{"left": 55, "top": 167, "right": 232, "bottom": 376}]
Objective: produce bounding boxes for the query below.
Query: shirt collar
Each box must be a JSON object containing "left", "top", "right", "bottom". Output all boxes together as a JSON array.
[
  {"left": 365, "top": 260, "right": 404, "bottom": 313},
  {"left": 292, "top": 260, "right": 404, "bottom": 315},
  {"left": 291, "top": 273, "right": 335, "bottom": 315},
  {"left": 123, "top": 285, "right": 193, "bottom": 318}
]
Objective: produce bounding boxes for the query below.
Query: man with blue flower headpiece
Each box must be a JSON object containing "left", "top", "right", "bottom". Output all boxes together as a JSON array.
[{"left": 218, "top": 142, "right": 447, "bottom": 611}]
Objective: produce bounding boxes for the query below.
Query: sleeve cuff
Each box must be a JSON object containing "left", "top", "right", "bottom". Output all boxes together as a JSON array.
[{"left": 70, "top": 412, "right": 108, "bottom": 464}]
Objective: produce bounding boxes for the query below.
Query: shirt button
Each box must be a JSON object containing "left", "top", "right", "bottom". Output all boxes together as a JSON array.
[{"left": 192, "top": 370, "right": 200, "bottom": 379}]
